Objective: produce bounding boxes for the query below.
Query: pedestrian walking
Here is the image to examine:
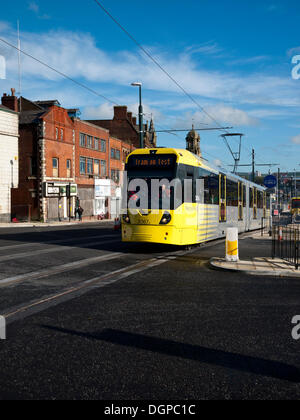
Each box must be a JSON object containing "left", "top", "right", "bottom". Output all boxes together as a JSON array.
[
  {"left": 78, "top": 206, "right": 84, "bottom": 222},
  {"left": 75, "top": 197, "right": 80, "bottom": 220}
]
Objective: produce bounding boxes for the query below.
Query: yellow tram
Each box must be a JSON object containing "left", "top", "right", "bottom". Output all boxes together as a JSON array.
[
  {"left": 291, "top": 197, "right": 300, "bottom": 217},
  {"left": 122, "top": 148, "right": 267, "bottom": 246}
]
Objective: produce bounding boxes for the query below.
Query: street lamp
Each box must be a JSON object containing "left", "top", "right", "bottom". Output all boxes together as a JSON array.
[{"left": 131, "top": 82, "right": 144, "bottom": 149}]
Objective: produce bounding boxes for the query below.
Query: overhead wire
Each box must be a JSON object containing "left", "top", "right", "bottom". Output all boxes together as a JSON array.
[{"left": 91, "top": 0, "right": 276, "bottom": 169}]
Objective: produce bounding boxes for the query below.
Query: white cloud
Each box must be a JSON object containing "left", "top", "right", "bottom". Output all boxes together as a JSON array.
[
  {"left": 287, "top": 46, "right": 300, "bottom": 57},
  {"left": 248, "top": 108, "right": 294, "bottom": 119},
  {"left": 28, "top": 1, "right": 39, "bottom": 13},
  {"left": 291, "top": 135, "right": 300, "bottom": 145},
  {"left": 1, "top": 24, "right": 299, "bottom": 110},
  {"left": 213, "top": 159, "right": 223, "bottom": 167},
  {"left": 83, "top": 103, "right": 114, "bottom": 120},
  {"left": 82, "top": 102, "right": 164, "bottom": 124},
  {"left": 172, "top": 106, "right": 258, "bottom": 129},
  {"left": 185, "top": 42, "right": 223, "bottom": 56},
  {"left": 27, "top": 1, "right": 50, "bottom": 20},
  {"left": 227, "top": 56, "right": 270, "bottom": 66},
  {"left": 0, "top": 21, "right": 11, "bottom": 33}
]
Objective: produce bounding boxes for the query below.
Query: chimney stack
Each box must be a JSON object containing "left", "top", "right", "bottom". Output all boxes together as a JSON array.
[
  {"left": 1, "top": 88, "right": 18, "bottom": 112},
  {"left": 114, "top": 106, "right": 128, "bottom": 120}
]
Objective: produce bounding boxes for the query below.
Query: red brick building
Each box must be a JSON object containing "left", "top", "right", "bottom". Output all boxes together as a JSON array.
[
  {"left": 2, "top": 91, "right": 134, "bottom": 222},
  {"left": 73, "top": 119, "right": 132, "bottom": 220},
  {"left": 86, "top": 105, "right": 157, "bottom": 149}
]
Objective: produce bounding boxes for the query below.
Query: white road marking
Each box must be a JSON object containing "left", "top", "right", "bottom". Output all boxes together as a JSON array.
[
  {"left": 0, "top": 234, "right": 118, "bottom": 252},
  {"left": 0, "top": 252, "right": 123, "bottom": 286},
  {"left": 0, "top": 238, "right": 120, "bottom": 263},
  {"left": 0, "top": 237, "right": 228, "bottom": 323},
  {"left": 4, "top": 257, "right": 169, "bottom": 321}
]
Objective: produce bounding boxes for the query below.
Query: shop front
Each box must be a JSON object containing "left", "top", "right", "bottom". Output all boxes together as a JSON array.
[{"left": 44, "top": 182, "right": 78, "bottom": 221}]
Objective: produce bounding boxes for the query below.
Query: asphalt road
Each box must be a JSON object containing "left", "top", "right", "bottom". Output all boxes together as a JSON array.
[{"left": 0, "top": 223, "right": 299, "bottom": 400}]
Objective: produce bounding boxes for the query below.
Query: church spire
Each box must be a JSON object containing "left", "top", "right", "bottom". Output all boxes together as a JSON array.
[{"left": 186, "top": 126, "right": 201, "bottom": 157}]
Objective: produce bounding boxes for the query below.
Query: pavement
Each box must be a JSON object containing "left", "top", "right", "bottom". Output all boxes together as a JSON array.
[
  {"left": 210, "top": 232, "right": 300, "bottom": 278},
  {"left": 0, "top": 225, "right": 300, "bottom": 400},
  {"left": 0, "top": 219, "right": 114, "bottom": 228},
  {"left": 211, "top": 257, "right": 300, "bottom": 278}
]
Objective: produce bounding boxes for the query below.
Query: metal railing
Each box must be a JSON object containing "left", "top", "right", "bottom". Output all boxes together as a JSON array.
[
  {"left": 272, "top": 225, "right": 299, "bottom": 270},
  {"left": 261, "top": 217, "right": 272, "bottom": 237}
]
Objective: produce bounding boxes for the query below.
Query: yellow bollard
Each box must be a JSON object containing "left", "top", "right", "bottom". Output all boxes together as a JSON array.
[{"left": 226, "top": 227, "right": 239, "bottom": 262}]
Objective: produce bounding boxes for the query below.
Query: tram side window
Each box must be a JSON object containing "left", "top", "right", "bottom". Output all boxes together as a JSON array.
[
  {"left": 250, "top": 188, "right": 254, "bottom": 207},
  {"left": 177, "top": 165, "right": 196, "bottom": 203},
  {"left": 258, "top": 191, "right": 264, "bottom": 209},
  {"left": 227, "top": 179, "right": 239, "bottom": 207},
  {"left": 243, "top": 185, "right": 246, "bottom": 207},
  {"left": 198, "top": 169, "right": 219, "bottom": 205},
  {"left": 266, "top": 193, "right": 270, "bottom": 210}
]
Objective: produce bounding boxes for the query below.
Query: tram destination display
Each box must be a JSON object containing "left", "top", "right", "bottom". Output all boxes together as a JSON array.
[{"left": 127, "top": 154, "right": 176, "bottom": 170}]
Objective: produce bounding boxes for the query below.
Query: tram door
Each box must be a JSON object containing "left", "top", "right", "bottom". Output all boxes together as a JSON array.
[
  {"left": 238, "top": 182, "right": 243, "bottom": 221},
  {"left": 219, "top": 174, "right": 227, "bottom": 223},
  {"left": 253, "top": 187, "right": 258, "bottom": 220}
]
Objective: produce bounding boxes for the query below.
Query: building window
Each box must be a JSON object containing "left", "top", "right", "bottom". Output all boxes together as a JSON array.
[
  {"left": 87, "top": 158, "right": 93, "bottom": 175},
  {"left": 67, "top": 159, "right": 71, "bottom": 178},
  {"left": 87, "top": 135, "right": 93, "bottom": 149},
  {"left": 94, "top": 159, "right": 100, "bottom": 176},
  {"left": 101, "top": 139, "right": 106, "bottom": 153},
  {"left": 80, "top": 157, "right": 86, "bottom": 174},
  {"left": 53, "top": 158, "right": 59, "bottom": 177},
  {"left": 61, "top": 129, "right": 64, "bottom": 141},
  {"left": 111, "top": 169, "right": 120, "bottom": 184},
  {"left": 56, "top": 128, "right": 59, "bottom": 140},
  {"left": 101, "top": 160, "right": 107, "bottom": 177},
  {"left": 94, "top": 138, "right": 99, "bottom": 150},
  {"left": 80, "top": 133, "right": 86, "bottom": 147},
  {"left": 29, "top": 157, "right": 37, "bottom": 176},
  {"left": 111, "top": 149, "right": 115, "bottom": 159},
  {"left": 115, "top": 150, "right": 120, "bottom": 160}
]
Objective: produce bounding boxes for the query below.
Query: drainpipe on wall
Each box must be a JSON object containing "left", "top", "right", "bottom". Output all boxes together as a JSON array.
[
  {"left": 107, "top": 136, "right": 111, "bottom": 219},
  {"left": 38, "top": 121, "right": 47, "bottom": 222}
]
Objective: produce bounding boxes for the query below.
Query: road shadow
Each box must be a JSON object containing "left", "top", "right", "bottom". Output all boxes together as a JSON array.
[
  {"left": 41, "top": 326, "right": 300, "bottom": 383},
  {"left": 0, "top": 226, "right": 181, "bottom": 255}
]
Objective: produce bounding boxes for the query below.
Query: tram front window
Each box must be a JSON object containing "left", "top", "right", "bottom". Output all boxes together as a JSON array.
[
  {"left": 292, "top": 199, "right": 300, "bottom": 209},
  {"left": 126, "top": 154, "right": 180, "bottom": 211},
  {"left": 128, "top": 177, "right": 181, "bottom": 211}
]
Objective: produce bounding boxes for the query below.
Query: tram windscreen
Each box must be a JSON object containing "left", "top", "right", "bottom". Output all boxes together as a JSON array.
[{"left": 126, "top": 154, "right": 179, "bottom": 210}]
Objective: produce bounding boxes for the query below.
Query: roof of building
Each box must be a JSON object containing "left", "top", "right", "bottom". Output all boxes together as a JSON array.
[
  {"left": 19, "top": 110, "right": 45, "bottom": 125},
  {"left": 34, "top": 100, "right": 61, "bottom": 108},
  {"left": 0, "top": 104, "right": 18, "bottom": 114}
]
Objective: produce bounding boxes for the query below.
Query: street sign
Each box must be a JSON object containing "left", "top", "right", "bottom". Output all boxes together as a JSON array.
[
  {"left": 264, "top": 175, "right": 277, "bottom": 189},
  {"left": 95, "top": 179, "right": 111, "bottom": 198}
]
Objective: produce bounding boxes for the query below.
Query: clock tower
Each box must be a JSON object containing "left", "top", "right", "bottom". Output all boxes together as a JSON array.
[{"left": 186, "top": 125, "right": 201, "bottom": 157}]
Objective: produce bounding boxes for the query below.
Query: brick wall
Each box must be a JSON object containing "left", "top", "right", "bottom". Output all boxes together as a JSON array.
[
  {"left": 43, "top": 107, "right": 75, "bottom": 182},
  {"left": 0, "top": 109, "right": 19, "bottom": 222}
]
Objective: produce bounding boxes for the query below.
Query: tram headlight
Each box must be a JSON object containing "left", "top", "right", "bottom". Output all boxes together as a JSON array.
[
  {"left": 160, "top": 212, "right": 172, "bottom": 225},
  {"left": 123, "top": 214, "right": 131, "bottom": 224}
]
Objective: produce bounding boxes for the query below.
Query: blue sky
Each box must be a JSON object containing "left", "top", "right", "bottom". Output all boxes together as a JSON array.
[{"left": 0, "top": 0, "right": 300, "bottom": 173}]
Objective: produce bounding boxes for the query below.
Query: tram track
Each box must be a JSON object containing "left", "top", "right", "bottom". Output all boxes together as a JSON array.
[
  {"left": 2, "top": 249, "right": 190, "bottom": 325},
  {"left": 0, "top": 230, "right": 253, "bottom": 326}
]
